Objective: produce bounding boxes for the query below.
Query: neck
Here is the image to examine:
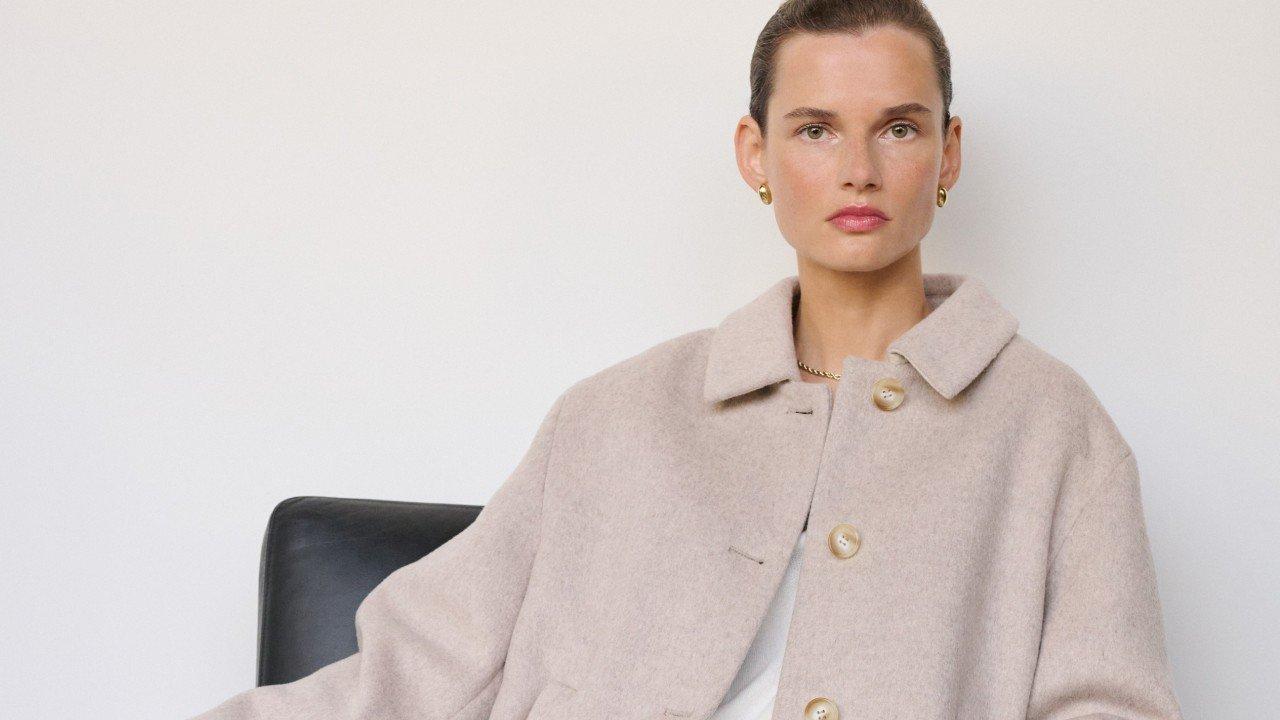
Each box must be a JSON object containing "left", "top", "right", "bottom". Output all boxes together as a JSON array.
[{"left": 792, "top": 252, "right": 932, "bottom": 380}]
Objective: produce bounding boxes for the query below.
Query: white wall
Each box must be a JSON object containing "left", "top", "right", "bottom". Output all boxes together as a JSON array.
[{"left": 1, "top": 1, "right": 1275, "bottom": 717}]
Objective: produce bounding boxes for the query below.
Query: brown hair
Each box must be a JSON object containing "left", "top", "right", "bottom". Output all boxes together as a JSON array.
[{"left": 749, "top": 0, "right": 953, "bottom": 139}]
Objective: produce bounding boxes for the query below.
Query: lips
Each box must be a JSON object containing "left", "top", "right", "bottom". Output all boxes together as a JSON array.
[
  {"left": 829, "top": 214, "right": 887, "bottom": 232},
  {"left": 827, "top": 204, "right": 888, "bottom": 221},
  {"left": 827, "top": 203, "right": 889, "bottom": 232}
]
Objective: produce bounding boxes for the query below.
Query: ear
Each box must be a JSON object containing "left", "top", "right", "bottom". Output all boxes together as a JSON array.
[
  {"left": 939, "top": 115, "right": 962, "bottom": 190},
  {"left": 734, "top": 114, "right": 768, "bottom": 191}
]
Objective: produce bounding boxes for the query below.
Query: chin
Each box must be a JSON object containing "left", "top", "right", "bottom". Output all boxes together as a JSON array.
[
  {"left": 805, "top": 249, "right": 897, "bottom": 275},
  {"left": 805, "top": 234, "right": 899, "bottom": 272}
]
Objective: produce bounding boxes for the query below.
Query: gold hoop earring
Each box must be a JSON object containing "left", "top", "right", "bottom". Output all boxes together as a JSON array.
[
  {"left": 758, "top": 183, "right": 772, "bottom": 205},
  {"left": 936, "top": 185, "right": 948, "bottom": 207}
]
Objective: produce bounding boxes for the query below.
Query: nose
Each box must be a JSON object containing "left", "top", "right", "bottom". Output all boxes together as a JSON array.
[{"left": 839, "top": 139, "right": 882, "bottom": 190}]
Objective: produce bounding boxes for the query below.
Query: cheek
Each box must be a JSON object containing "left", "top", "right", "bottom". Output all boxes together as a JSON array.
[
  {"left": 774, "top": 151, "right": 836, "bottom": 225},
  {"left": 885, "top": 152, "right": 937, "bottom": 194},
  {"left": 888, "top": 157, "right": 940, "bottom": 239},
  {"left": 776, "top": 149, "right": 833, "bottom": 191}
]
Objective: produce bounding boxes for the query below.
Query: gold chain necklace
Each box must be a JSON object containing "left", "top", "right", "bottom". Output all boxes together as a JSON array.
[{"left": 797, "top": 359, "right": 840, "bottom": 380}]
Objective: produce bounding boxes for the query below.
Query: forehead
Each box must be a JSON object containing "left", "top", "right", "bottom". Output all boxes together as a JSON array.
[{"left": 771, "top": 26, "right": 939, "bottom": 115}]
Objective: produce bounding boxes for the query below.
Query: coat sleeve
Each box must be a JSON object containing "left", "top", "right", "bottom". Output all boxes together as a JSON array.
[
  {"left": 1025, "top": 450, "right": 1184, "bottom": 719},
  {"left": 186, "top": 390, "right": 569, "bottom": 720}
]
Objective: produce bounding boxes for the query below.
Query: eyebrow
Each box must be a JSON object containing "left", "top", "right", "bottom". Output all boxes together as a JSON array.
[{"left": 782, "top": 102, "right": 933, "bottom": 122}]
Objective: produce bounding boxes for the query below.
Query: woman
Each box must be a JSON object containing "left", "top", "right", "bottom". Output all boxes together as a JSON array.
[{"left": 191, "top": 1, "right": 1183, "bottom": 719}]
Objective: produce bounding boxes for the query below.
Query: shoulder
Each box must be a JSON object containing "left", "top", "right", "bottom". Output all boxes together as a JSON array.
[{"left": 989, "top": 333, "right": 1133, "bottom": 462}]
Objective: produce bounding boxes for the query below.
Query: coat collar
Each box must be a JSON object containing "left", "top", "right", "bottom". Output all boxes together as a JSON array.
[{"left": 702, "top": 273, "right": 1019, "bottom": 404}]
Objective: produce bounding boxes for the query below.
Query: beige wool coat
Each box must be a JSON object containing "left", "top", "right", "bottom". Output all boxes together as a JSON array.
[{"left": 190, "top": 272, "right": 1184, "bottom": 720}]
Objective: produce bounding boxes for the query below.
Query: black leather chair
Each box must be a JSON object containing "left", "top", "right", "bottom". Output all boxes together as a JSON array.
[{"left": 255, "top": 496, "right": 481, "bottom": 686}]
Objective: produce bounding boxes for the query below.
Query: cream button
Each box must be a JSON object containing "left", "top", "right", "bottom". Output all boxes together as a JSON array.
[
  {"left": 804, "top": 696, "right": 839, "bottom": 720},
  {"left": 828, "top": 523, "right": 861, "bottom": 558},
  {"left": 871, "top": 377, "right": 905, "bottom": 410}
]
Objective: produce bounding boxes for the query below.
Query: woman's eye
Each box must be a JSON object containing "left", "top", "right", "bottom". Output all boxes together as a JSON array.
[
  {"left": 887, "top": 122, "right": 919, "bottom": 139},
  {"left": 799, "top": 124, "right": 828, "bottom": 140}
]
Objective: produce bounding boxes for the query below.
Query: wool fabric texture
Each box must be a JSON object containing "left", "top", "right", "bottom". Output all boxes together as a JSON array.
[{"left": 190, "top": 273, "right": 1183, "bottom": 720}]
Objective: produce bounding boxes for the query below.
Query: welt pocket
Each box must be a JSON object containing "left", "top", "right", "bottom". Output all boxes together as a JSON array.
[
  {"left": 526, "top": 676, "right": 577, "bottom": 719},
  {"left": 528, "top": 677, "right": 681, "bottom": 720}
]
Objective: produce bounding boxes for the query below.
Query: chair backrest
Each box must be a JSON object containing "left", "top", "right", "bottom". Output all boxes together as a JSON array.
[{"left": 255, "top": 495, "right": 481, "bottom": 686}]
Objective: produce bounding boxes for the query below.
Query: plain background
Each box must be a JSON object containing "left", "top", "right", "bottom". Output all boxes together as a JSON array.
[{"left": 1, "top": 1, "right": 1275, "bottom": 717}]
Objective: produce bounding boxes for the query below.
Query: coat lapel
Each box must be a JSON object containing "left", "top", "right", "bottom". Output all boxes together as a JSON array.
[{"left": 702, "top": 273, "right": 1019, "bottom": 404}]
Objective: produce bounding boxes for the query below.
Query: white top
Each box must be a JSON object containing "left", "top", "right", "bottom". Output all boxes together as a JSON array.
[{"left": 709, "top": 529, "right": 807, "bottom": 720}]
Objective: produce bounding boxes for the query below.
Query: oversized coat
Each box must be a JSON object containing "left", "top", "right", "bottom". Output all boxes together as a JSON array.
[{"left": 190, "top": 272, "right": 1184, "bottom": 720}]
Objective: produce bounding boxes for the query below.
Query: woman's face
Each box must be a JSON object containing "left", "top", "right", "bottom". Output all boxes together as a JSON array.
[{"left": 736, "top": 26, "right": 961, "bottom": 273}]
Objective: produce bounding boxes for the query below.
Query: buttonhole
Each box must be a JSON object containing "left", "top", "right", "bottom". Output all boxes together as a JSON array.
[{"left": 729, "top": 545, "right": 765, "bottom": 564}]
